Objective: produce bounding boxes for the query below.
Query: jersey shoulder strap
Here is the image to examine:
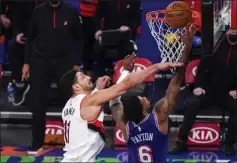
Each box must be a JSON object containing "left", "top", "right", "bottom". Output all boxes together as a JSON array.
[
  {"left": 151, "top": 111, "right": 159, "bottom": 129},
  {"left": 126, "top": 114, "right": 153, "bottom": 136},
  {"left": 62, "top": 94, "right": 87, "bottom": 120}
]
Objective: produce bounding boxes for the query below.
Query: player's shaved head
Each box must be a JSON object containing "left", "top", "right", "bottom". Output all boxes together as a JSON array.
[{"left": 122, "top": 95, "right": 145, "bottom": 124}]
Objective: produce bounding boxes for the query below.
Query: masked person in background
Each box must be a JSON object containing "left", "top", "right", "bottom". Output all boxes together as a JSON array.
[
  {"left": 79, "top": 0, "right": 99, "bottom": 78},
  {"left": 8, "top": 0, "right": 44, "bottom": 106},
  {"left": 22, "top": 0, "right": 84, "bottom": 154}
]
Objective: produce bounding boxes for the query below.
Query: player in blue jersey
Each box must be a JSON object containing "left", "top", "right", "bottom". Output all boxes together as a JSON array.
[{"left": 109, "top": 24, "right": 197, "bottom": 163}]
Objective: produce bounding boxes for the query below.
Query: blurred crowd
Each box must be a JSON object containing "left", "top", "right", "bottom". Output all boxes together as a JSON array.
[{"left": 0, "top": 0, "right": 141, "bottom": 105}]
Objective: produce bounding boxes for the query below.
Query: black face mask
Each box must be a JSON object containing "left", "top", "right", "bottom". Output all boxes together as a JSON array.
[{"left": 48, "top": 0, "right": 60, "bottom": 5}]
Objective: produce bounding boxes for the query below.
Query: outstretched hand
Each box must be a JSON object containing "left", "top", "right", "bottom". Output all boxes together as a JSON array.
[
  {"left": 229, "top": 90, "right": 236, "bottom": 99},
  {"left": 156, "top": 62, "right": 183, "bottom": 71},
  {"left": 180, "top": 23, "right": 197, "bottom": 47},
  {"left": 123, "top": 53, "right": 136, "bottom": 72}
]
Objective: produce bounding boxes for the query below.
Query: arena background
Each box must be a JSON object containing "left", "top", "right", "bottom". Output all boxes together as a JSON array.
[
  {"left": 0, "top": 0, "right": 177, "bottom": 105},
  {"left": 0, "top": 0, "right": 183, "bottom": 64},
  {"left": 0, "top": 0, "right": 236, "bottom": 162}
]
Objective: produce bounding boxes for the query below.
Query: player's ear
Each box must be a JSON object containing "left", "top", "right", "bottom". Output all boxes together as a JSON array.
[
  {"left": 143, "top": 107, "right": 149, "bottom": 115},
  {"left": 72, "top": 83, "right": 81, "bottom": 92}
]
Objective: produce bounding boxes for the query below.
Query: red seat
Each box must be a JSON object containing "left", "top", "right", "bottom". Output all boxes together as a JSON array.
[
  {"left": 185, "top": 59, "right": 200, "bottom": 84},
  {"left": 113, "top": 58, "right": 155, "bottom": 84}
]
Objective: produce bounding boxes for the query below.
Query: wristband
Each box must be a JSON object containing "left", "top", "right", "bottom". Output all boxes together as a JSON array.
[
  {"left": 116, "top": 70, "right": 130, "bottom": 84},
  {"left": 109, "top": 96, "right": 122, "bottom": 108},
  {"left": 91, "top": 88, "right": 99, "bottom": 95}
]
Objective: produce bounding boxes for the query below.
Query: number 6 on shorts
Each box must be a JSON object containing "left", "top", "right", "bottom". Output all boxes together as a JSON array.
[{"left": 137, "top": 145, "right": 153, "bottom": 162}]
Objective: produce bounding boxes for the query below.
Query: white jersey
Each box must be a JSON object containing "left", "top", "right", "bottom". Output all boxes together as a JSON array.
[{"left": 61, "top": 94, "right": 105, "bottom": 162}]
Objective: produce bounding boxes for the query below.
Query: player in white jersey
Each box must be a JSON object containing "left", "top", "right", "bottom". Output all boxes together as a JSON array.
[{"left": 59, "top": 54, "right": 183, "bottom": 162}]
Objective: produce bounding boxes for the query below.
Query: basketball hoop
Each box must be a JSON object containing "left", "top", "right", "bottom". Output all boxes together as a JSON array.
[{"left": 146, "top": 10, "right": 200, "bottom": 71}]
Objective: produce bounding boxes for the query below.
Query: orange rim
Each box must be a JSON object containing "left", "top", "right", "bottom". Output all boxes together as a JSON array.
[
  {"left": 146, "top": 10, "right": 200, "bottom": 22},
  {"left": 146, "top": 10, "right": 165, "bottom": 21}
]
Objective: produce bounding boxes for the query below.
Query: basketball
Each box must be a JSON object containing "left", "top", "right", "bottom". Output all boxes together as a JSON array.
[{"left": 165, "top": 1, "right": 192, "bottom": 28}]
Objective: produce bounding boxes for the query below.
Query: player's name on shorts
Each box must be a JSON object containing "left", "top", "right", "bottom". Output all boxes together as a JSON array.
[
  {"left": 63, "top": 107, "right": 75, "bottom": 117},
  {"left": 130, "top": 133, "right": 153, "bottom": 144}
]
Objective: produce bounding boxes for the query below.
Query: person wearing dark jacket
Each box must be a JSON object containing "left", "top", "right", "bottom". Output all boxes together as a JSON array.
[
  {"left": 94, "top": 0, "right": 119, "bottom": 35},
  {"left": 8, "top": 0, "right": 44, "bottom": 106},
  {"left": 119, "top": 0, "right": 141, "bottom": 40},
  {"left": 93, "top": 0, "right": 141, "bottom": 78},
  {"left": 22, "top": 0, "right": 83, "bottom": 154},
  {"left": 169, "top": 35, "right": 236, "bottom": 156},
  {"left": 79, "top": 0, "right": 99, "bottom": 77},
  {"left": 94, "top": 0, "right": 141, "bottom": 40}
]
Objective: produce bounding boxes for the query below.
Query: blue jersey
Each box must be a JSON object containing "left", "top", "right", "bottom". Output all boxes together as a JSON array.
[{"left": 126, "top": 111, "right": 168, "bottom": 163}]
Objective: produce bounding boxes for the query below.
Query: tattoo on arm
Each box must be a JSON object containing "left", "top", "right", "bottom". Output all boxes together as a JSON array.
[
  {"left": 154, "top": 98, "right": 169, "bottom": 122},
  {"left": 165, "top": 86, "right": 180, "bottom": 107},
  {"left": 165, "top": 57, "right": 187, "bottom": 107},
  {"left": 154, "top": 41, "right": 192, "bottom": 123},
  {"left": 156, "top": 99, "right": 168, "bottom": 114},
  {"left": 154, "top": 85, "right": 180, "bottom": 123}
]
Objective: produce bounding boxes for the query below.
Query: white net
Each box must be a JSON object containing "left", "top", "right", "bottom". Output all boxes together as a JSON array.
[{"left": 146, "top": 11, "right": 185, "bottom": 64}]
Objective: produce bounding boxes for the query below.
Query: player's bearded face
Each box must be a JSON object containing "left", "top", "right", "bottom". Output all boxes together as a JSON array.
[
  {"left": 81, "top": 78, "right": 94, "bottom": 91},
  {"left": 77, "top": 72, "right": 94, "bottom": 91}
]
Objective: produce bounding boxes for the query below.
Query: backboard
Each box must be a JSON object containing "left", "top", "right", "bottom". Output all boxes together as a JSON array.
[{"left": 201, "top": 0, "right": 232, "bottom": 55}]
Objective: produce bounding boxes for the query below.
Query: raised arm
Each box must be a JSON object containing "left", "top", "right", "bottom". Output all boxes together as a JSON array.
[
  {"left": 81, "top": 57, "right": 183, "bottom": 121},
  {"left": 83, "top": 62, "right": 182, "bottom": 107},
  {"left": 109, "top": 55, "right": 136, "bottom": 142},
  {"left": 83, "top": 63, "right": 158, "bottom": 107},
  {"left": 154, "top": 24, "right": 197, "bottom": 129}
]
